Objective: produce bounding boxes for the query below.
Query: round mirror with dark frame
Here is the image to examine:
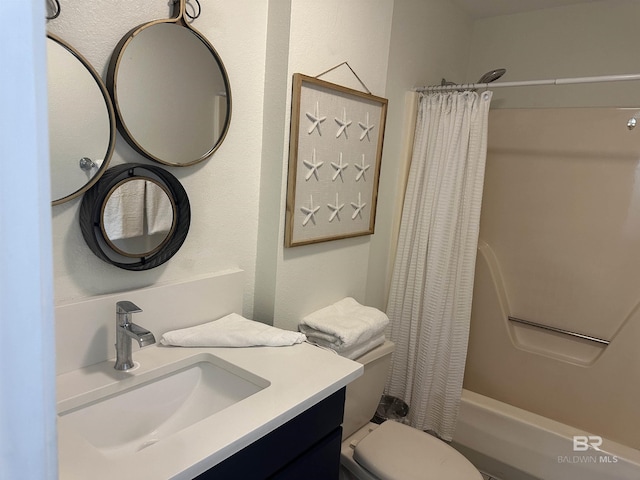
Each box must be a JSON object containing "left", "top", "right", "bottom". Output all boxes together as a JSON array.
[
  {"left": 47, "top": 33, "right": 116, "bottom": 205},
  {"left": 80, "top": 164, "right": 190, "bottom": 271},
  {"left": 106, "top": 0, "right": 231, "bottom": 167}
]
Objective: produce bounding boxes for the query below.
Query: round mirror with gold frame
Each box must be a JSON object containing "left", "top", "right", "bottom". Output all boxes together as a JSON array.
[
  {"left": 48, "top": 33, "right": 116, "bottom": 205},
  {"left": 101, "top": 177, "right": 177, "bottom": 258},
  {"left": 79, "top": 163, "right": 190, "bottom": 270},
  {"left": 106, "top": 0, "right": 231, "bottom": 166}
]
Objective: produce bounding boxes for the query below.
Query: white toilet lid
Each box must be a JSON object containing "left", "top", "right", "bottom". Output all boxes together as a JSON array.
[{"left": 353, "top": 421, "right": 483, "bottom": 480}]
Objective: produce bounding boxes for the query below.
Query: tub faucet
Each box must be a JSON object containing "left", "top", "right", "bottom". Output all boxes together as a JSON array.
[{"left": 114, "top": 301, "right": 156, "bottom": 371}]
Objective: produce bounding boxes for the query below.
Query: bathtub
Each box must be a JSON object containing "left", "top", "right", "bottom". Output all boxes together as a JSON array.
[{"left": 452, "top": 389, "right": 640, "bottom": 480}]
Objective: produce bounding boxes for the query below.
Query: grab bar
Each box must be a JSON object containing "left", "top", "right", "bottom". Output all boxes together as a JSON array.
[{"left": 507, "top": 316, "right": 610, "bottom": 346}]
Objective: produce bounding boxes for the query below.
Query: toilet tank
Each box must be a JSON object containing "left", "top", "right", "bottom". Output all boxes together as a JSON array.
[{"left": 342, "top": 340, "right": 395, "bottom": 439}]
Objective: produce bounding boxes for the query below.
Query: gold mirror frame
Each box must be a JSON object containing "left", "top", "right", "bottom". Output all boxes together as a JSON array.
[
  {"left": 48, "top": 33, "right": 116, "bottom": 206},
  {"left": 106, "top": 0, "right": 232, "bottom": 167},
  {"left": 100, "top": 177, "right": 177, "bottom": 258}
]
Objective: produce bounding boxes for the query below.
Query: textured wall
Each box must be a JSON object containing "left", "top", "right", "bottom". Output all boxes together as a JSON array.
[{"left": 47, "top": 1, "right": 268, "bottom": 315}]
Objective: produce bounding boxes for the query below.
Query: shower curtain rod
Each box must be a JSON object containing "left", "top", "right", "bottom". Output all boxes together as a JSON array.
[{"left": 414, "top": 72, "right": 640, "bottom": 93}]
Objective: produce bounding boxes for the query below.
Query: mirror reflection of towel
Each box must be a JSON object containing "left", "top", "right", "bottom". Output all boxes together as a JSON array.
[
  {"left": 102, "top": 180, "right": 145, "bottom": 240},
  {"left": 145, "top": 181, "right": 173, "bottom": 235}
]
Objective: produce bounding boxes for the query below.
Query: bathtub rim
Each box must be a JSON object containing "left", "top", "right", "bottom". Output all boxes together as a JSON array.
[{"left": 454, "top": 389, "right": 640, "bottom": 480}]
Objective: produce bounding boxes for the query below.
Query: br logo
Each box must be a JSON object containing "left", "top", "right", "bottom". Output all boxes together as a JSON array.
[{"left": 573, "top": 435, "right": 603, "bottom": 452}]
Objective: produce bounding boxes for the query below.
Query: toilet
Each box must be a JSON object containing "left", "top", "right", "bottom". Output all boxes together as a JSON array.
[{"left": 340, "top": 340, "right": 483, "bottom": 480}]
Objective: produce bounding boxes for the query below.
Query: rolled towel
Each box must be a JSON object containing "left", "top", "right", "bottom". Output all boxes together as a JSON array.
[
  {"left": 161, "top": 313, "right": 307, "bottom": 347},
  {"left": 298, "top": 298, "right": 389, "bottom": 355}
]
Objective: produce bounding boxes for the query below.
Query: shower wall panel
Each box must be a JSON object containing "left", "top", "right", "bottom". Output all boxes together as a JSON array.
[{"left": 464, "top": 107, "right": 640, "bottom": 449}]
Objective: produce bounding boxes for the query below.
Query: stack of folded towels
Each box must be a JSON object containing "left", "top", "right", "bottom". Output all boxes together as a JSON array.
[
  {"left": 161, "top": 313, "right": 307, "bottom": 347},
  {"left": 298, "top": 297, "right": 389, "bottom": 359}
]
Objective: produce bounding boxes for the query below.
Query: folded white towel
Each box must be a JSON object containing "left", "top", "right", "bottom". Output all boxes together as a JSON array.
[
  {"left": 337, "top": 333, "right": 385, "bottom": 359},
  {"left": 308, "top": 332, "right": 385, "bottom": 360},
  {"left": 298, "top": 298, "right": 389, "bottom": 354},
  {"left": 161, "top": 313, "right": 307, "bottom": 347}
]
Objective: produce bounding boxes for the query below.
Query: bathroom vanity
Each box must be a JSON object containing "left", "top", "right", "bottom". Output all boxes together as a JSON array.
[
  {"left": 57, "top": 342, "right": 360, "bottom": 479},
  {"left": 55, "top": 271, "right": 362, "bottom": 479}
]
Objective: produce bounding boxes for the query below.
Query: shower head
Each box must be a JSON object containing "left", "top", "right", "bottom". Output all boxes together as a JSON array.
[
  {"left": 628, "top": 111, "right": 640, "bottom": 130},
  {"left": 478, "top": 68, "right": 506, "bottom": 84},
  {"left": 437, "top": 68, "right": 506, "bottom": 91}
]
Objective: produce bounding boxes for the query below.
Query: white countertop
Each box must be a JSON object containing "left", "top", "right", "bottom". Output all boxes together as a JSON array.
[{"left": 57, "top": 342, "right": 362, "bottom": 479}]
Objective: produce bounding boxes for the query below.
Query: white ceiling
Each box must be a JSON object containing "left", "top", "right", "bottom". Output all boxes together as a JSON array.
[{"left": 452, "top": 0, "right": 599, "bottom": 19}]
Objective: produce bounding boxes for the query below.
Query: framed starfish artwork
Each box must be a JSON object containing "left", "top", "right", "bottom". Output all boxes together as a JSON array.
[{"left": 285, "top": 73, "right": 388, "bottom": 247}]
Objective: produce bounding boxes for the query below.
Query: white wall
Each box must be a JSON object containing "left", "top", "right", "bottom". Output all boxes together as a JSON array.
[
  {"left": 266, "top": 0, "right": 474, "bottom": 330},
  {"left": 466, "top": 0, "right": 640, "bottom": 108},
  {"left": 269, "top": 0, "right": 395, "bottom": 331},
  {"left": 253, "top": 1, "right": 292, "bottom": 324},
  {"left": 47, "top": 1, "right": 268, "bottom": 316}
]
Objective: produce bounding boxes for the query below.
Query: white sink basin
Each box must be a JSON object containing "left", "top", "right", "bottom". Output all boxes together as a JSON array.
[{"left": 58, "top": 358, "right": 269, "bottom": 458}]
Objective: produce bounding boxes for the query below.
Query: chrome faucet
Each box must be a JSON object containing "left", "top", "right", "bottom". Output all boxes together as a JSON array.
[{"left": 114, "top": 301, "right": 156, "bottom": 371}]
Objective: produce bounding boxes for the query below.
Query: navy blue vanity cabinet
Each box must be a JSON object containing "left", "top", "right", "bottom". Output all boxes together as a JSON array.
[{"left": 195, "top": 387, "right": 345, "bottom": 479}]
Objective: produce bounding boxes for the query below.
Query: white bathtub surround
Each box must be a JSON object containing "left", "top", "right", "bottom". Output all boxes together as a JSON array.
[{"left": 386, "top": 90, "right": 492, "bottom": 441}]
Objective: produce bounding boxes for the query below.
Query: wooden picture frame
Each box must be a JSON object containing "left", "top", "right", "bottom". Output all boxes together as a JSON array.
[{"left": 285, "top": 73, "right": 387, "bottom": 247}]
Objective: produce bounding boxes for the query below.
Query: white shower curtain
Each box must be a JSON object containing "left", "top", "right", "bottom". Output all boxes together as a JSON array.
[{"left": 386, "top": 90, "right": 492, "bottom": 441}]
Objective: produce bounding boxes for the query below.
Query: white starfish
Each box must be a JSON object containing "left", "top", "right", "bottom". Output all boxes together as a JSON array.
[
  {"left": 331, "top": 152, "right": 349, "bottom": 182},
  {"left": 351, "top": 192, "right": 367, "bottom": 220},
  {"left": 302, "top": 148, "right": 323, "bottom": 181},
  {"left": 327, "top": 193, "right": 344, "bottom": 222},
  {"left": 358, "top": 112, "right": 375, "bottom": 141},
  {"left": 306, "top": 101, "right": 326, "bottom": 135},
  {"left": 301, "top": 195, "right": 320, "bottom": 226},
  {"left": 355, "top": 154, "right": 371, "bottom": 181},
  {"left": 334, "top": 107, "right": 352, "bottom": 139}
]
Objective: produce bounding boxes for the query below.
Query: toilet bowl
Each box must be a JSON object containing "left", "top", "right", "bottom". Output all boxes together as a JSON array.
[{"left": 340, "top": 341, "right": 482, "bottom": 480}]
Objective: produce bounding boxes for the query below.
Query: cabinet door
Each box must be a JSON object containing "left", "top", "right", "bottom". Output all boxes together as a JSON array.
[
  {"left": 195, "top": 388, "right": 345, "bottom": 479},
  {"left": 270, "top": 427, "right": 342, "bottom": 479}
]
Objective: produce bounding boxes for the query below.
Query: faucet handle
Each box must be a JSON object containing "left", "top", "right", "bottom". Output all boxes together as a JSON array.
[{"left": 116, "top": 301, "right": 143, "bottom": 314}]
